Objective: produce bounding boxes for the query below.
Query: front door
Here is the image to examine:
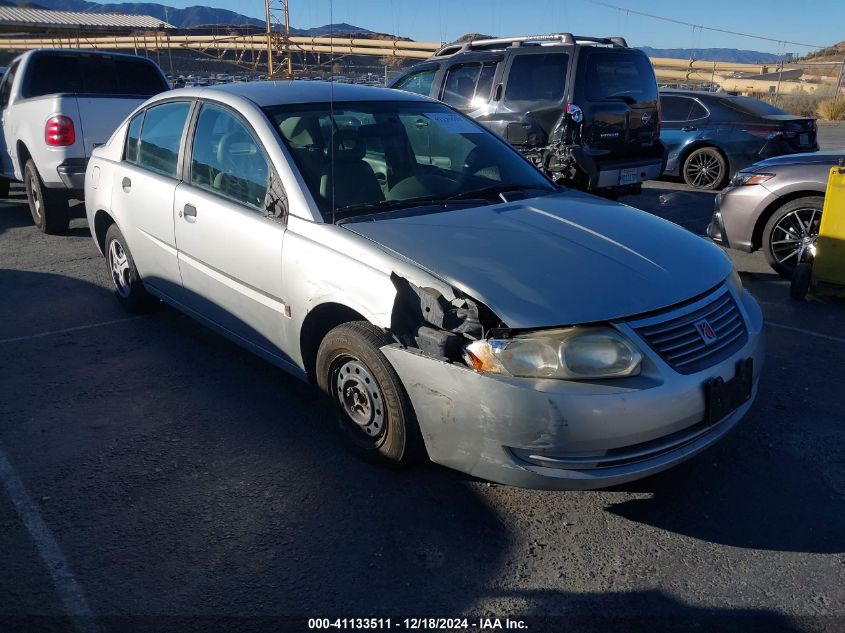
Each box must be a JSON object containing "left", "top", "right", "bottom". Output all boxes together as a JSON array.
[{"left": 173, "top": 102, "right": 288, "bottom": 357}]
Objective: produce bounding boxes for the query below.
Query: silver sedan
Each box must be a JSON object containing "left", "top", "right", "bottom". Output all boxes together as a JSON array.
[{"left": 85, "top": 82, "right": 764, "bottom": 489}]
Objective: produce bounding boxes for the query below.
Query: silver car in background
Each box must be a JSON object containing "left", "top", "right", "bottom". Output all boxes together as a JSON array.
[
  {"left": 85, "top": 82, "right": 764, "bottom": 490},
  {"left": 709, "top": 151, "right": 845, "bottom": 278}
]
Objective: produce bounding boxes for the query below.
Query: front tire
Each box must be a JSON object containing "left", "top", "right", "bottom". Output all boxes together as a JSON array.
[
  {"left": 104, "top": 223, "right": 152, "bottom": 312},
  {"left": 316, "top": 322, "right": 423, "bottom": 466},
  {"left": 24, "top": 160, "right": 69, "bottom": 234},
  {"left": 763, "top": 196, "right": 824, "bottom": 278},
  {"left": 682, "top": 147, "right": 727, "bottom": 190}
]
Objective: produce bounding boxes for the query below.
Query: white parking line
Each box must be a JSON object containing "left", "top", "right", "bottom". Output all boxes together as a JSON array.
[
  {"left": 0, "top": 316, "right": 144, "bottom": 346},
  {"left": 766, "top": 321, "right": 845, "bottom": 345},
  {"left": 0, "top": 448, "right": 99, "bottom": 632}
]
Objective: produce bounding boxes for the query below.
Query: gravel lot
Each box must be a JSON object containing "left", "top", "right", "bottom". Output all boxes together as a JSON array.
[{"left": 1, "top": 125, "right": 844, "bottom": 633}]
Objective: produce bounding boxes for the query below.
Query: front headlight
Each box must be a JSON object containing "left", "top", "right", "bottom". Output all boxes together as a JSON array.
[
  {"left": 730, "top": 171, "right": 774, "bottom": 187},
  {"left": 464, "top": 326, "right": 642, "bottom": 380}
]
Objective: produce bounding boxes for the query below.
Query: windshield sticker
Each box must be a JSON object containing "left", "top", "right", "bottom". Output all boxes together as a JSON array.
[{"left": 424, "top": 112, "right": 482, "bottom": 134}]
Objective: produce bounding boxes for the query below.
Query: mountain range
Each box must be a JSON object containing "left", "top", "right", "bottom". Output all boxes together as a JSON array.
[{"left": 9, "top": 0, "right": 374, "bottom": 33}]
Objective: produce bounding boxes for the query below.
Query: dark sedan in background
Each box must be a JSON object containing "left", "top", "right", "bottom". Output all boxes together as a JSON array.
[
  {"left": 708, "top": 151, "right": 845, "bottom": 277},
  {"left": 660, "top": 90, "right": 819, "bottom": 190}
]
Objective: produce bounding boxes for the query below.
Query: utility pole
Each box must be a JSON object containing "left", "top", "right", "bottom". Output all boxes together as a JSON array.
[
  {"left": 264, "top": 0, "right": 274, "bottom": 77},
  {"left": 284, "top": 0, "right": 292, "bottom": 77}
]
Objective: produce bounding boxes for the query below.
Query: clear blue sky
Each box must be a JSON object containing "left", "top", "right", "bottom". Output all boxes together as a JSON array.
[{"left": 133, "top": 0, "right": 844, "bottom": 54}]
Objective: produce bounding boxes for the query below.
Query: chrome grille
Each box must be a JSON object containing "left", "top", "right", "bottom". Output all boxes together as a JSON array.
[{"left": 632, "top": 288, "right": 747, "bottom": 374}]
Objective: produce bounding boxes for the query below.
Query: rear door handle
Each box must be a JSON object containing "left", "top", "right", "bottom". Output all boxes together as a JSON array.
[
  {"left": 182, "top": 203, "right": 197, "bottom": 223},
  {"left": 681, "top": 126, "right": 698, "bottom": 132},
  {"left": 121, "top": 177, "right": 131, "bottom": 192}
]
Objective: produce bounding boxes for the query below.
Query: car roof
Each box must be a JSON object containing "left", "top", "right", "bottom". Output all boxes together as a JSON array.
[{"left": 180, "top": 80, "right": 432, "bottom": 107}]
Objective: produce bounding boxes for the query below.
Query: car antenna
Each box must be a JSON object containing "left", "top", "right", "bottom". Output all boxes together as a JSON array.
[{"left": 330, "top": 0, "right": 336, "bottom": 225}]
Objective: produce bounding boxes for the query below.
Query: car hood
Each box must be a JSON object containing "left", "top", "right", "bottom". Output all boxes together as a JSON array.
[
  {"left": 751, "top": 151, "right": 845, "bottom": 170},
  {"left": 342, "top": 191, "right": 731, "bottom": 328}
]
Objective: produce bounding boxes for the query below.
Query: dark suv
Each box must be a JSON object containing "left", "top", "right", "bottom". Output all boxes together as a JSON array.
[{"left": 390, "top": 33, "right": 665, "bottom": 193}]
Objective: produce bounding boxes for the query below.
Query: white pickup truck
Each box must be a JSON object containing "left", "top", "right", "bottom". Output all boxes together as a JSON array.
[{"left": 0, "top": 49, "right": 169, "bottom": 233}]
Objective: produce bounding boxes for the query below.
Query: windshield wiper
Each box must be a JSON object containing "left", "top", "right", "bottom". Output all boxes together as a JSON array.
[
  {"left": 445, "top": 183, "right": 549, "bottom": 202},
  {"left": 333, "top": 195, "right": 457, "bottom": 220}
]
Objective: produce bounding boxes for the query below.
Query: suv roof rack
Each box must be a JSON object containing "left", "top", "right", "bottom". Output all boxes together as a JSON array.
[{"left": 433, "top": 33, "right": 629, "bottom": 57}]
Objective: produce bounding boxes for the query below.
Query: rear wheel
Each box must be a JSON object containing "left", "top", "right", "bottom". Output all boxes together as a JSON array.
[
  {"left": 682, "top": 147, "right": 727, "bottom": 190},
  {"left": 24, "top": 160, "right": 69, "bottom": 234},
  {"left": 316, "top": 321, "right": 423, "bottom": 466},
  {"left": 104, "top": 223, "right": 153, "bottom": 312},
  {"left": 763, "top": 196, "right": 823, "bottom": 278}
]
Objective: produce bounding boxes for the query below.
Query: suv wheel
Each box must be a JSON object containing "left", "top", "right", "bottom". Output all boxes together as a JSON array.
[
  {"left": 682, "top": 147, "right": 727, "bottom": 190},
  {"left": 24, "top": 160, "right": 69, "bottom": 234},
  {"left": 763, "top": 196, "right": 823, "bottom": 278}
]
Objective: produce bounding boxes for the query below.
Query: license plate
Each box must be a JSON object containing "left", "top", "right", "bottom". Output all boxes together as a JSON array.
[
  {"left": 799, "top": 133, "right": 810, "bottom": 146},
  {"left": 705, "top": 358, "right": 753, "bottom": 425},
  {"left": 619, "top": 167, "right": 639, "bottom": 186}
]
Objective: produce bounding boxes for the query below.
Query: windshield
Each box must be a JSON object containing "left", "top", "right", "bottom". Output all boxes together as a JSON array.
[{"left": 264, "top": 100, "right": 555, "bottom": 220}]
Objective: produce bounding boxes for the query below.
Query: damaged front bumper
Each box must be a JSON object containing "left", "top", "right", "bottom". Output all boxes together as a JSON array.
[{"left": 381, "top": 289, "right": 765, "bottom": 490}]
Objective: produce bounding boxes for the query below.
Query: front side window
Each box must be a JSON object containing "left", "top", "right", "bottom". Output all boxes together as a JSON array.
[
  {"left": 136, "top": 101, "right": 190, "bottom": 178},
  {"left": 393, "top": 68, "right": 438, "bottom": 96},
  {"left": 190, "top": 103, "right": 269, "bottom": 210},
  {"left": 0, "top": 61, "right": 19, "bottom": 108},
  {"left": 441, "top": 62, "right": 498, "bottom": 109},
  {"left": 505, "top": 53, "right": 568, "bottom": 104},
  {"left": 124, "top": 111, "right": 145, "bottom": 164},
  {"left": 265, "top": 100, "right": 555, "bottom": 219}
]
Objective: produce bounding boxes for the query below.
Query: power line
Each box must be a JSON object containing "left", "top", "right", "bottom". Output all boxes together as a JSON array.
[{"left": 585, "top": 0, "right": 827, "bottom": 49}]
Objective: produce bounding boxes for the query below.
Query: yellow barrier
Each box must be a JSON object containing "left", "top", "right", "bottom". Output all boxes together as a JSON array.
[{"left": 813, "top": 166, "right": 845, "bottom": 291}]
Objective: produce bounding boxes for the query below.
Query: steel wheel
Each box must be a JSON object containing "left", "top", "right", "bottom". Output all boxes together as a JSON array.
[
  {"left": 683, "top": 148, "right": 726, "bottom": 190},
  {"left": 331, "top": 355, "right": 386, "bottom": 447},
  {"left": 769, "top": 207, "right": 821, "bottom": 268},
  {"left": 108, "top": 238, "right": 132, "bottom": 298}
]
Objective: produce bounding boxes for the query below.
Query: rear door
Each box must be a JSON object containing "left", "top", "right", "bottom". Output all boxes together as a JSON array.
[
  {"left": 574, "top": 49, "right": 660, "bottom": 157},
  {"left": 492, "top": 49, "right": 571, "bottom": 145},
  {"left": 111, "top": 100, "right": 192, "bottom": 302},
  {"left": 437, "top": 55, "right": 502, "bottom": 127},
  {"left": 173, "top": 101, "right": 288, "bottom": 356},
  {"left": 659, "top": 94, "right": 710, "bottom": 170}
]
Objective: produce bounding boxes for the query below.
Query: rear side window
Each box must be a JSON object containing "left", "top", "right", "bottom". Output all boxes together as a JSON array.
[
  {"left": 394, "top": 68, "right": 438, "bottom": 96},
  {"left": 124, "top": 111, "right": 145, "bottom": 164},
  {"left": 190, "top": 104, "right": 269, "bottom": 210},
  {"left": 660, "top": 96, "right": 696, "bottom": 121},
  {"left": 22, "top": 54, "right": 167, "bottom": 99},
  {"left": 137, "top": 102, "right": 190, "bottom": 178},
  {"left": 583, "top": 52, "right": 658, "bottom": 104},
  {"left": 441, "top": 62, "right": 498, "bottom": 109},
  {"left": 504, "top": 53, "right": 568, "bottom": 104},
  {"left": 723, "top": 96, "right": 786, "bottom": 117}
]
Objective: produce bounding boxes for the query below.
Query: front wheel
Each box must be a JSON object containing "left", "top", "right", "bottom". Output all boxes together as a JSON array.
[
  {"left": 316, "top": 322, "right": 423, "bottom": 466},
  {"left": 682, "top": 147, "right": 727, "bottom": 190},
  {"left": 763, "top": 196, "right": 824, "bottom": 278},
  {"left": 24, "top": 160, "right": 69, "bottom": 234}
]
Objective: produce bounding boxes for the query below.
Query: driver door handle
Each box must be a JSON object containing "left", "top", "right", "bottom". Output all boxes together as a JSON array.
[
  {"left": 182, "top": 203, "right": 197, "bottom": 223},
  {"left": 681, "top": 126, "right": 698, "bottom": 132},
  {"left": 121, "top": 177, "right": 131, "bottom": 192}
]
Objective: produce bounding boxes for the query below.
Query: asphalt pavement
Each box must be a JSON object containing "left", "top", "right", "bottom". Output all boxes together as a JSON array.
[{"left": 1, "top": 128, "right": 844, "bottom": 633}]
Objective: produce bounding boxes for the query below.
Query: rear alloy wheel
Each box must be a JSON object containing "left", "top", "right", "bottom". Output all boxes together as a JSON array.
[
  {"left": 682, "top": 147, "right": 727, "bottom": 190},
  {"left": 763, "top": 196, "right": 823, "bottom": 278},
  {"left": 316, "top": 321, "right": 423, "bottom": 466},
  {"left": 104, "top": 223, "right": 152, "bottom": 312},
  {"left": 24, "top": 159, "right": 69, "bottom": 234}
]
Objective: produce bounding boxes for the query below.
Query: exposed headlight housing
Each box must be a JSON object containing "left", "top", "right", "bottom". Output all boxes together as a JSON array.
[
  {"left": 464, "top": 326, "right": 642, "bottom": 380},
  {"left": 731, "top": 171, "right": 774, "bottom": 187}
]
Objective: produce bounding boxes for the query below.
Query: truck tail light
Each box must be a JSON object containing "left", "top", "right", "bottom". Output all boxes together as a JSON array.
[{"left": 45, "top": 115, "right": 76, "bottom": 147}]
